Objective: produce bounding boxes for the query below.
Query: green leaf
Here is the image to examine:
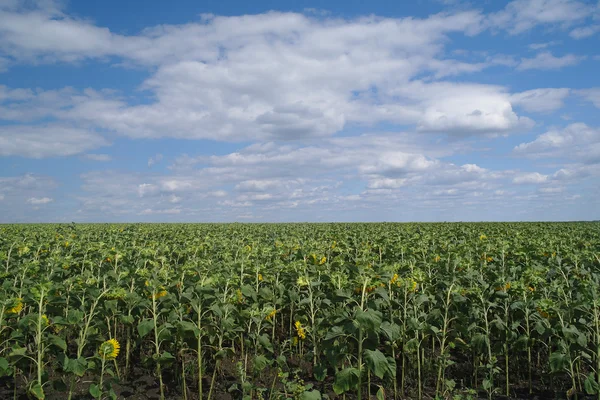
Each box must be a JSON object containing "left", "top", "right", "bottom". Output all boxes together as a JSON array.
[
  {"left": 324, "top": 326, "right": 346, "bottom": 341},
  {"left": 158, "top": 351, "right": 176, "bottom": 364},
  {"left": 333, "top": 367, "right": 360, "bottom": 394},
  {"left": 137, "top": 319, "right": 154, "bottom": 338},
  {"left": 376, "top": 386, "right": 385, "bottom": 400},
  {"left": 471, "top": 334, "right": 488, "bottom": 353},
  {"left": 380, "top": 322, "right": 401, "bottom": 342},
  {"left": 314, "top": 364, "right": 327, "bottom": 382},
  {"left": 253, "top": 355, "right": 269, "bottom": 373},
  {"left": 299, "top": 390, "right": 322, "bottom": 400},
  {"left": 48, "top": 334, "right": 67, "bottom": 351},
  {"left": 482, "top": 378, "right": 493, "bottom": 391},
  {"left": 585, "top": 372, "right": 599, "bottom": 394},
  {"left": 0, "top": 357, "right": 9, "bottom": 373},
  {"left": 177, "top": 321, "right": 200, "bottom": 336},
  {"left": 8, "top": 346, "right": 26, "bottom": 361},
  {"left": 67, "top": 309, "right": 84, "bottom": 324},
  {"left": 63, "top": 357, "right": 87, "bottom": 377},
  {"left": 30, "top": 382, "right": 45, "bottom": 399},
  {"left": 89, "top": 383, "right": 101, "bottom": 399},
  {"left": 258, "top": 334, "right": 274, "bottom": 353},
  {"left": 549, "top": 352, "right": 568, "bottom": 373},
  {"left": 355, "top": 309, "right": 382, "bottom": 332},
  {"left": 364, "top": 349, "right": 389, "bottom": 379}
]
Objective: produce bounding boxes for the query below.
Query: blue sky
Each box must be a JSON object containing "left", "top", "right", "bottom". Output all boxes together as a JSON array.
[{"left": 1, "top": 0, "right": 599, "bottom": 222}]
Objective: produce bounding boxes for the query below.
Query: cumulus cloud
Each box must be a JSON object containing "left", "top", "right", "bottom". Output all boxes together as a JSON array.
[
  {"left": 514, "top": 123, "right": 600, "bottom": 164},
  {"left": 0, "top": 1, "right": 598, "bottom": 221},
  {"left": 513, "top": 172, "right": 549, "bottom": 184},
  {"left": 383, "top": 81, "right": 534, "bottom": 136},
  {"left": 0, "top": 6, "right": 532, "bottom": 142}
]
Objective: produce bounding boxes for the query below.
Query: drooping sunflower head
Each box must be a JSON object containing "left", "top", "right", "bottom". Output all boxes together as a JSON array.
[
  {"left": 6, "top": 298, "right": 23, "bottom": 315},
  {"left": 152, "top": 288, "right": 168, "bottom": 300},
  {"left": 265, "top": 309, "right": 277, "bottom": 321},
  {"left": 99, "top": 339, "right": 120, "bottom": 360},
  {"left": 294, "top": 321, "right": 306, "bottom": 340}
]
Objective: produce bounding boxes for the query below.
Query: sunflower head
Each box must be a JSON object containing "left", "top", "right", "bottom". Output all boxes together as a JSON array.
[
  {"left": 6, "top": 298, "right": 23, "bottom": 315},
  {"left": 152, "top": 289, "right": 168, "bottom": 300},
  {"left": 99, "top": 339, "right": 120, "bottom": 360},
  {"left": 294, "top": 321, "right": 306, "bottom": 340}
]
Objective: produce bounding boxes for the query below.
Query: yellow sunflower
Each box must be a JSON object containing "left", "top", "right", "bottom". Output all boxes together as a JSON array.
[
  {"left": 99, "top": 339, "right": 120, "bottom": 360},
  {"left": 295, "top": 321, "right": 306, "bottom": 340},
  {"left": 6, "top": 298, "right": 23, "bottom": 315}
]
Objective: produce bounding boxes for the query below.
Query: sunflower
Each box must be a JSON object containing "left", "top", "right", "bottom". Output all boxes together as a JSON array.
[
  {"left": 152, "top": 289, "right": 168, "bottom": 300},
  {"left": 265, "top": 309, "right": 277, "bottom": 321},
  {"left": 99, "top": 339, "right": 120, "bottom": 360},
  {"left": 6, "top": 298, "right": 23, "bottom": 315},
  {"left": 295, "top": 321, "right": 306, "bottom": 340}
]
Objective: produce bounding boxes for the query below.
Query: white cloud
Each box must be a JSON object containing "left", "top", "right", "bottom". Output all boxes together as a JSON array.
[
  {"left": 385, "top": 81, "right": 534, "bottom": 136},
  {"left": 517, "top": 52, "right": 584, "bottom": 70},
  {"left": 0, "top": 125, "right": 109, "bottom": 158},
  {"left": 489, "top": 0, "right": 593, "bottom": 34},
  {"left": 0, "top": 194, "right": 4, "bottom": 201},
  {"left": 576, "top": 88, "right": 600, "bottom": 108},
  {"left": 84, "top": 153, "right": 112, "bottom": 161},
  {"left": 0, "top": 7, "right": 532, "bottom": 142},
  {"left": 510, "top": 88, "right": 570, "bottom": 112},
  {"left": 513, "top": 172, "right": 549, "bottom": 184},
  {"left": 570, "top": 24, "right": 600, "bottom": 38},
  {"left": 27, "top": 196, "right": 53, "bottom": 205},
  {"left": 514, "top": 123, "right": 600, "bottom": 163}
]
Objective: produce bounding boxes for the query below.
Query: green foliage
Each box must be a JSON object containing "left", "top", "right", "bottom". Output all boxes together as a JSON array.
[{"left": 0, "top": 222, "right": 598, "bottom": 399}]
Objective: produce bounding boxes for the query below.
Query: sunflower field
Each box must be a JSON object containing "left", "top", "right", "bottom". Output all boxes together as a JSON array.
[{"left": 0, "top": 222, "right": 599, "bottom": 400}]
